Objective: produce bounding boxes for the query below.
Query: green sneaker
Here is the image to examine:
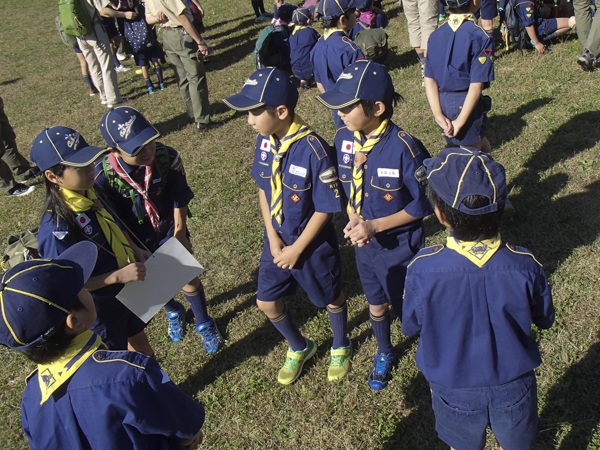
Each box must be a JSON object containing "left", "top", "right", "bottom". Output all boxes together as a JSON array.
[
  {"left": 328, "top": 341, "right": 353, "bottom": 382},
  {"left": 277, "top": 339, "right": 316, "bottom": 385}
]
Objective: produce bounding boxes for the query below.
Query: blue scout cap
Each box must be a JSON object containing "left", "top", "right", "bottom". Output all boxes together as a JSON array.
[
  {"left": 318, "top": 0, "right": 357, "bottom": 20},
  {"left": 222, "top": 68, "right": 299, "bottom": 111},
  {"left": 30, "top": 127, "right": 106, "bottom": 172},
  {"left": 0, "top": 242, "right": 98, "bottom": 351},
  {"left": 424, "top": 147, "right": 507, "bottom": 215},
  {"left": 100, "top": 106, "right": 160, "bottom": 157},
  {"left": 278, "top": 3, "right": 297, "bottom": 21},
  {"left": 316, "top": 60, "right": 395, "bottom": 109},
  {"left": 354, "top": 0, "right": 373, "bottom": 11},
  {"left": 292, "top": 5, "right": 315, "bottom": 24},
  {"left": 445, "top": 0, "right": 471, "bottom": 7}
]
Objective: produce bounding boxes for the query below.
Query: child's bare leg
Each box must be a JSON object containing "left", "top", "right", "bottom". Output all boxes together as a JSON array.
[
  {"left": 128, "top": 330, "right": 154, "bottom": 357},
  {"left": 554, "top": 16, "right": 576, "bottom": 36},
  {"left": 76, "top": 52, "right": 89, "bottom": 76},
  {"left": 468, "top": 137, "right": 491, "bottom": 153},
  {"left": 141, "top": 65, "right": 150, "bottom": 80}
]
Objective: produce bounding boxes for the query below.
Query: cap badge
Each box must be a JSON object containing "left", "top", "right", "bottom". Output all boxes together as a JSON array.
[
  {"left": 118, "top": 115, "right": 136, "bottom": 140},
  {"left": 65, "top": 132, "right": 80, "bottom": 149},
  {"left": 338, "top": 73, "right": 353, "bottom": 80},
  {"left": 243, "top": 78, "right": 258, "bottom": 87}
]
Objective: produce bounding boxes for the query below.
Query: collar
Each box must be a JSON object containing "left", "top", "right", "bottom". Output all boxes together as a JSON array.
[
  {"left": 447, "top": 14, "right": 477, "bottom": 32},
  {"left": 114, "top": 157, "right": 136, "bottom": 174},
  {"left": 446, "top": 233, "right": 501, "bottom": 267},
  {"left": 37, "top": 331, "right": 105, "bottom": 404},
  {"left": 324, "top": 28, "right": 346, "bottom": 40},
  {"left": 292, "top": 25, "right": 309, "bottom": 35}
]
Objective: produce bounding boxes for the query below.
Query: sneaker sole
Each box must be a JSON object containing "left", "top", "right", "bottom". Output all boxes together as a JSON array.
[
  {"left": 279, "top": 343, "right": 316, "bottom": 385},
  {"left": 577, "top": 58, "right": 594, "bottom": 71}
]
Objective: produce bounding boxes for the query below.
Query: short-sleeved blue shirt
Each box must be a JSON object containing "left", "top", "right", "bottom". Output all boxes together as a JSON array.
[
  {"left": 334, "top": 122, "right": 433, "bottom": 230},
  {"left": 251, "top": 131, "right": 343, "bottom": 237},
  {"left": 424, "top": 17, "right": 495, "bottom": 92},
  {"left": 402, "top": 241, "right": 555, "bottom": 389},
  {"left": 310, "top": 30, "right": 364, "bottom": 91},
  {"left": 21, "top": 337, "right": 204, "bottom": 450},
  {"left": 515, "top": 0, "right": 541, "bottom": 27},
  {"left": 94, "top": 144, "right": 194, "bottom": 251},
  {"left": 290, "top": 26, "right": 320, "bottom": 70}
]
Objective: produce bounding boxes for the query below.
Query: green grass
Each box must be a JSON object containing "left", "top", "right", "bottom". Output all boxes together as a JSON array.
[{"left": 1, "top": 1, "right": 600, "bottom": 449}]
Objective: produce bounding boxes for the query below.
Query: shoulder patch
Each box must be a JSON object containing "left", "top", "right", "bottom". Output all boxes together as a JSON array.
[
  {"left": 408, "top": 245, "right": 444, "bottom": 268},
  {"left": 319, "top": 166, "right": 339, "bottom": 183},
  {"left": 170, "top": 153, "right": 183, "bottom": 171},
  {"left": 505, "top": 243, "right": 543, "bottom": 266},
  {"left": 414, "top": 165, "right": 427, "bottom": 186}
]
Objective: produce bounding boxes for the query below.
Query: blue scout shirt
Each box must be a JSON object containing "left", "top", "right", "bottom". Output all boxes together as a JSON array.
[
  {"left": 269, "top": 25, "right": 292, "bottom": 72},
  {"left": 251, "top": 132, "right": 343, "bottom": 237},
  {"left": 290, "top": 26, "right": 319, "bottom": 73},
  {"left": 424, "top": 16, "right": 495, "bottom": 92},
  {"left": 347, "top": 14, "right": 388, "bottom": 40},
  {"left": 21, "top": 335, "right": 204, "bottom": 450},
  {"left": 310, "top": 30, "right": 364, "bottom": 91},
  {"left": 334, "top": 123, "right": 432, "bottom": 231},
  {"left": 94, "top": 144, "right": 194, "bottom": 250},
  {"left": 402, "top": 240, "right": 555, "bottom": 389},
  {"left": 515, "top": 0, "right": 542, "bottom": 27}
]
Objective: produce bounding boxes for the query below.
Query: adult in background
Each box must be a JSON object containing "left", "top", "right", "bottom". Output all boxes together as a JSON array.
[
  {"left": 574, "top": 0, "right": 600, "bottom": 70},
  {"left": 145, "top": 0, "right": 221, "bottom": 132},
  {"left": 78, "top": 0, "right": 132, "bottom": 108},
  {"left": 0, "top": 95, "right": 39, "bottom": 197},
  {"left": 403, "top": 0, "right": 438, "bottom": 83}
]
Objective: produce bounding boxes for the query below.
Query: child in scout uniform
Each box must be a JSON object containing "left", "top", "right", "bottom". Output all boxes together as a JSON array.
[
  {"left": 424, "top": 0, "right": 495, "bottom": 154},
  {"left": 223, "top": 68, "right": 352, "bottom": 385},
  {"left": 310, "top": 0, "right": 364, "bottom": 129},
  {"left": 95, "top": 106, "right": 224, "bottom": 353},
  {"left": 0, "top": 242, "right": 205, "bottom": 449},
  {"left": 515, "top": 0, "right": 575, "bottom": 53},
  {"left": 315, "top": 61, "right": 433, "bottom": 390},
  {"left": 347, "top": 0, "right": 389, "bottom": 40},
  {"left": 31, "top": 127, "right": 154, "bottom": 357},
  {"left": 402, "top": 147, "right": 555, "bottom": 450},
  {"left": 290, "top": 6, "right": 319, "bottom": 89}
]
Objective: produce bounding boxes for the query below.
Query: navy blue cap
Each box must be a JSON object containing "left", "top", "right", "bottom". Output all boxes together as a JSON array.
[
  {"left": 277, "top": 3, "right": 297, "bottom": 21},
  {"left": 292, "top": 5, "right": 315, "bottom": 24},
  {"left": 0, "top": 242, "right": 98, "bottom": 351},
  {"left": 100, "top": 106, "right": 160, "bottom": 157},
  {"left": 30, "top": 127, "right": 106, "bottom": 172},
  {"left": 318, "top": 0, "right": 357, "bottom": 20},
  {"left": 424, "top": 147, "right": 507, "bottom": 215},
  {"left": 354, "top": 0, "right": 372, "bottom": 11},
  {"left": 222, "top": 68, "right": 299, "bottom": 111},
  {"left": 316, "top": 60, "right": 395, "bottom": 109},
  {"left": 445, "top": 0, "right": 471, "bottom": 7}
]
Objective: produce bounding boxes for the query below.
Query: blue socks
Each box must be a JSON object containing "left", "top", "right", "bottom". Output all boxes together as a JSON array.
[
  {"left": 164, "top": 299, "right": 182, "bottom": 313},
  {"left": 327, "top": 302, "right": 350, "bottom": 349},
  {"left": 370, "top": 309, "right": 394, "bottom": 354},
  {"left": 183, "top": 286, "right": 209, "bottom": 325},
  {"left": 155, "top": 66, "right": 164, "bottom": 85},
  {"left": 269, "top": 305, "right": 306, "bottom": 352},
  {"left": 145, "top": 78, "right": 154, "bottom": 89},
  {"left": 83, "top": 75, "right": 95, "bottom": 90}
]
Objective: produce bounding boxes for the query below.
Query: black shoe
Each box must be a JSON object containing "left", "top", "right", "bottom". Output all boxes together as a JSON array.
[
  {"left": 196, "top": 121, "right": 223, "bottom": 133},
  {"left": 16, "top": 167, "right": 41, "bottom": 182},
  {"left": 577, "top": 50, "right": 595, "bottom": 71},
  {"left": 7, "top": 184, "right": 35, "bottom": 197}
]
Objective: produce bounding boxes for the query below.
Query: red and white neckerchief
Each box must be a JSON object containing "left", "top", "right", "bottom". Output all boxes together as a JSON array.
[{"left": 107, "top": 152, "right": 161, "bottom": 232}]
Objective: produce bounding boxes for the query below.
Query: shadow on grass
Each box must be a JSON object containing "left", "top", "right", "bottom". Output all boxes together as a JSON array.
[
  {"left": 203, "top": 14, "right": 255, "bottom": 35},
  {"left": 387, "top": 49, "right": 419, "bottom": 71},
  {"left": 534, "top": 334, "right": 600, "bottom": 449},
  {"left": 487, "top": 97, "right": 552, "bottom": 147},
  {"left": 0, "top": 78, "right": 21, "bottom": 86},
  {"left": 208, "top": 26, "right": 261, "bottom": 72}
]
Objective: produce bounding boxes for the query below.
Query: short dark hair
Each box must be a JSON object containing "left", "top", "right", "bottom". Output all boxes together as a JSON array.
[
  {"left": 427, "top": 184, "right": 503, "bottom": 241},
  {"left": 360, "top": 92, "right": 404, "bottom": 120},
  {"left": 321, "top": 9, "right": 354, "bottom": 28},
  {"left": 21, "top": 297, "right": 86, "bottom": 364},
  {"left": 447, "top": 1, "right": 472, "bottom": 14},
  {"left": 253, "top": 104, "right": 295, "bottom": 120}
]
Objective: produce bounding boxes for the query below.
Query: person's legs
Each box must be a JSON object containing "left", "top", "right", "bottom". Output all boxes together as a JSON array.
[
  {"left": 0, "top": 104, "right": 30, "bottom": 180},
  {"left": 179, "top": 50, "right": 211, "bottom": 125},
  {"left": 78, "top": 36, "right": 106, "bottom": 102},
  {"left": 573, "top": 0, "right": 593, "bottom": 51},
  {"left": 418, "top": 0, "right": 439, "bottom": 52},
  {"left": 90, "top": 23, "right": 122, "bottom": 105},
  {"left": 404, "top": 0, "right": 423, "bottom": 49},
  {"left": 127, "top": 330, "right": 154, "bottom": 356},
  {"left": 162, "top": 30, "right": 195, "bottom": 122}
]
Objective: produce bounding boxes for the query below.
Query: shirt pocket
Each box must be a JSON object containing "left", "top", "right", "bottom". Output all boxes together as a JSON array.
[
  {"left": 369, "top": 174, "right": 404, "bottom": 217},
  {"left": 282, "top": 172, "right": 312, "bottom": 218}
]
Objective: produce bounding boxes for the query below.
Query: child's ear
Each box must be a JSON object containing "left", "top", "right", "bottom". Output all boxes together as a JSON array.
[
  {"left": 276, "top": 105, "right": 290, "bottom": 120},
  {"left": 44, "top": 170, "right": 60, "bottom": 185},
  {"left": 108, "top": 147, "right": 122, "bottom": 158},
  {"left": 64, "top": 312, "right": 86, "bottom": 335},
  {"left": 373, "top": 101, "right": 386, "bottom": 118}
]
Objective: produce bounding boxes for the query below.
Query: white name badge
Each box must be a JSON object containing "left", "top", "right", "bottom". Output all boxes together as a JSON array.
[
  {"left": 377, "top": 168, "right": 400, "bottom": 178},
  {"left": 341, "top": 140, "right": 355, "bottom": 154},
  {"left": 289, "top": 164, "right": 307, "bottom": 178}
]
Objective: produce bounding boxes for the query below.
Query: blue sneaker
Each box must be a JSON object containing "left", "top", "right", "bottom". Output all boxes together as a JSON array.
[
  {"left": 167, "top": 306, "right": 186, "bottom": 343},
  {"left": 196, "top": 318, "right": 224, "bottom": 354},
  {"left": 368, "top": 352, "right": 396, "bottom": 391}
]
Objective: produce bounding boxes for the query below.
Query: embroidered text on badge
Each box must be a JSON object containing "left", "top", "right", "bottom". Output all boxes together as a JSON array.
[
  {"left": 289, "top": 164, "right": 307, "bottom": 178},
  {"left": 377, "top": 168, "right": 399, "bottom": 178}
]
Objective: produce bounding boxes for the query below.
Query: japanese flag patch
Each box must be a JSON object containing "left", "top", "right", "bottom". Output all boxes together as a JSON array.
[
  {"left": 341, "top": 140, "right": 355, "bottom": 154},
  {"left": 260, "top": 139, "right": 270, "bottom": 151},
  {"left": 76, "top": 213, "right": 91, "bottom": 229}
]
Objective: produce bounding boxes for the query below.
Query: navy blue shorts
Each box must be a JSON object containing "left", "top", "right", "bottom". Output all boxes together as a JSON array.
[
  {"left": 355, "top": 224, "right": 424, "bottom": 314},
  {"left": 134, "top": 44, "right": 165, "bottom": 67},
  {"left": 536, "top": 17, "right": 558, "bottom": 38},
  {"left": 91, "top": 293, "right": 146, "bottom": 350},
  {"left": 480, "top": 0, "right": 498, "bottom": 20},
  {"left": 257, "top": 223, "right": 342, "bottom": 307},
  {"left": 440, "top": 92, "right": 492, "bottom": 146},
  {"left": 101, "top": 18, "right": 120, "bottom": 39},
  {"left": 291, "top": 61, "right": 314, "bottom": 81},
  {"left": 429, "top": 371, "right": 542, "bottom": 450},
  {"left": 73, "top": 45, "right": 82, "bottom": 54}
]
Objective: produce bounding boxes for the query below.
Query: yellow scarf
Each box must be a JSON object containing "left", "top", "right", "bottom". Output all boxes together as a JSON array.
[
  {"left": 37, "top": 331, "right": 104, "bottom": 404},
  {"left": 270, "top": 116, "right": 312, "bottom": 226},
  {"left": 324, "top": 28, "right": 345, "bottom": 39},
  {"left": 348, "top": 119, "right": 389, "bottom": 217},
  {"left": 447, "top": 14, "right": 477, "bottom": 32},
  {"left": 292, "top": 25, "right": 309, "bottom": 35},
  {"left": 446, "top": 233, "right": 501, "bottom": 267},
  {"left": 60, "top": 187, "right": 135, "bottom": 268}
]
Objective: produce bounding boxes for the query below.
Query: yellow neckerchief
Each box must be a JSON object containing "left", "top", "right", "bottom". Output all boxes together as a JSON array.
[
  {"left": 270, "top": 115, "right": 312, "bottom": 226},
  {"left": 446, "top": 233, "right": 501, "bottom": 267},
  {"left": 292, "top": 25, "right": 309, "bottom": 35},
  {"left": 37, "top": 331, "right": 104, "bottom": 404},
  {"left": 324, "top": 28, "right": 346, "bottom": 40},
  {"left": 348, "top": 119, "right": 389, "bottom": 217},
  {"left": 447, "top": 14, "right": 477, "bottom": 32},
  {"left": 59, "top": 187, "right": 135, "bottom": 268}
]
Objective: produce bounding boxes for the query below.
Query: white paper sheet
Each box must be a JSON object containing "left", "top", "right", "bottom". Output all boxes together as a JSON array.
[{"left": 116, "top": 237, "right": 204, "bottom": 323}]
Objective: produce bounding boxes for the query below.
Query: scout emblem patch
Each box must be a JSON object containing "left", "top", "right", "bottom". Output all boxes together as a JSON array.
[
  {"left": 479, "top": 56, "right": 486, "bottom": 64},
  {"left": 414, "top": 165, "right": 427, "bottom": 186},
  {"left": 383, "top": 192, "right": 395, "bottom": 202},
  {"left": 319, "top": 167, "right": 339, "bottom": 183},
  {"left": 343, "top": 153, "right": 351, "bottom": 165},
  {"left": 290, "top": 193, "right": 301, "bottom": 203}
]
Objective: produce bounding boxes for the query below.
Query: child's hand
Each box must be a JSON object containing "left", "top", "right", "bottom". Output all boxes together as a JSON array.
[
  {"left": 343, "top": 217, "right": 364, "bottom": 238},
  {"left": 175, "top": 231, "right": 194, "bottom": 254},
  {"left": 133, "top": 247, "right": 152, "bottom": 263},
  {"left": 269, "top": 234, "right": 285, "bottom": 258},
  {"left": 273, "top": 245, "right": 302, "bottom": 270},
  {"left": 275, "top": 0, "right": 284, "bottom": 7},
  {"left": 116, "top": 262, "right": 146, "bottom": 284},
  {"left": 434, "top": 113, "right": 453, "bottom": 137},
  {"left": 535, "top": 42, "right": 546, "bottom": 53},
  {"left": 123, "top": 11, "right": 137, "bottom": 20},
  {"left": 450, "top": 118, "right": 466, "bottom": 138},
  {"left": 346, "top": 220, "right": 376, "bottom": 247}
]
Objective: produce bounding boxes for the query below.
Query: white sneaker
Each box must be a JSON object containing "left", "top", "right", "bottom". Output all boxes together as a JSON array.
[
  {"left": 116, "top": 52, "right": 127, "bottom": 61},
  {"left": 101, "top": 99, "right": 108, "bottom": 105},
  {"left": 115, "top": 66, "right": 131, "bottom": 73},
  {"left": 107, "top": 97, "right": 128, "bottom": 109}
]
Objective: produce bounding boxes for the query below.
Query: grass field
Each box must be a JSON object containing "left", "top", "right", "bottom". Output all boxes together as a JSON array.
[{"left": 1, "top": 0, "right": 600, "bottom": 448}]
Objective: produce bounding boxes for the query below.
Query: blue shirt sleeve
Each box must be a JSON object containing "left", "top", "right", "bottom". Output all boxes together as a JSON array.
[
  {"left": 397, "top": 133, "right": 433, "bottom": 219},
  {"left": 469, "top": 32, "right": 495, "bottom": 84},
  {"left": 251, "top": 135, "right": 273, "bottom": 194},
  {"left": 531, "top": 267, "right": 555, "bottom": 329},
  {"left": 165, "top": 148, "right": 195, "bottom": 210},
  {"left": 401, "top": 274, "right": 422, "bottom": 336},
  {"left": 306, "top": 135, "right": 344, "bottom": 214},
  {"left": 515, "top": 0, "right": 536, "bottom": 27},
  {"left": 37, "top": 212, "right": 73, "bottom": 259}
]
